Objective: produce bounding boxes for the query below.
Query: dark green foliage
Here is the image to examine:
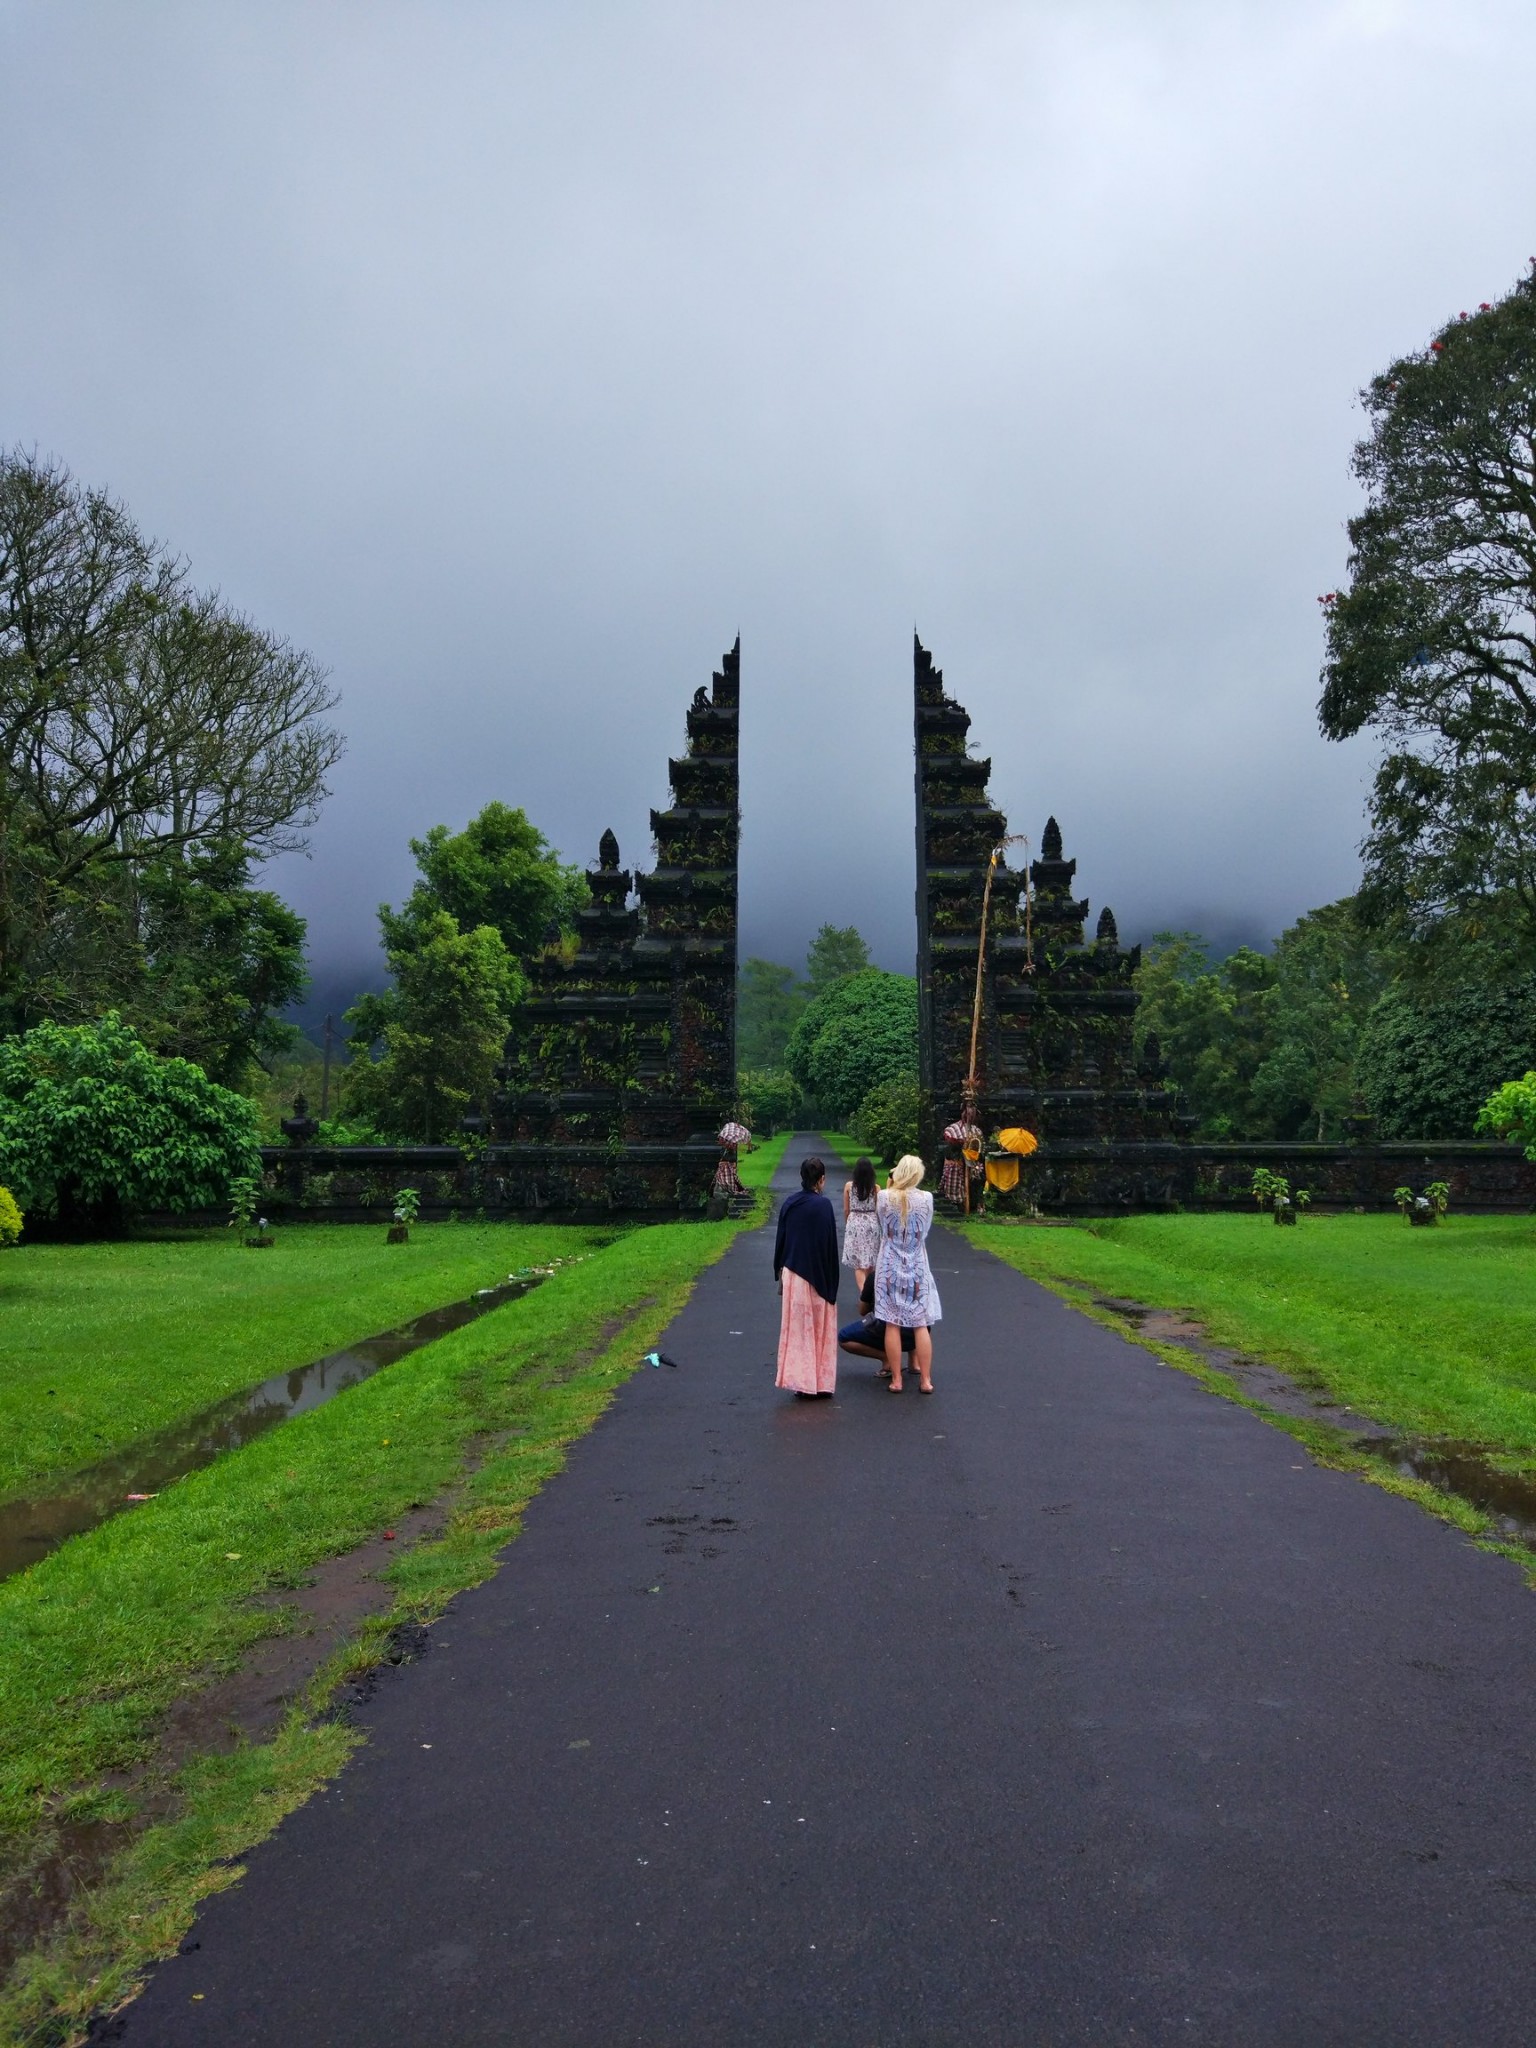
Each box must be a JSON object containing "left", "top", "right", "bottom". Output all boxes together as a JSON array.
[
  {"left": 398, "top": 802, "right": 587, "bottom": 960},
  {"left": 344, "top": 800, "right": 585, "bottom": 1142},
  {"left": 736, "top": 958, "right": 807, "bottom": 1068},
  {"left": 1251, "top": 902, "right": 1395, "bottom": 1140},
  {"left": 736, "top": 1066, "right": 803, "bottom": 1134},
  {"left": 346, "top": 912, "right": 521, "bottom": 1144},
  {"left": 131, "top": 847, "right": 307, "bottom": 1087},
  {"left": 0, "top": 1013, "right": 259, "bottom": 1228},
  {"left": 785, "top": 968, "right": 918, "bottom": 1125},
  {"left": 804, "top": 923, "right": 870, "bottom": 998},
  {"left": 1134, "top": 933, "right": 1279, "bottom": 1138},
  {"left": 1358, "top": 975, "right": 1536, "bottom": 1138},
  {"left": 1319, "top": 266, "right": 1536, "bottom": 956},
  {"left": 851, "top": 1076, "right": 921, "bottom": 1164}
]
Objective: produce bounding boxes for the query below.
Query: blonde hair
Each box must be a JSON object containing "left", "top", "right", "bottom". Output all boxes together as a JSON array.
[{"left": 886, "top": 1154, "right": 925, "bottom": 1221}]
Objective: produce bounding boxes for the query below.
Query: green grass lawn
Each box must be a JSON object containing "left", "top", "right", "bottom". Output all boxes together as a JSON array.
[
  {"left": 0, "top": 1223, "right": 607, "bottom": 1502},
  {"left": 964, "top": 1211, "right": 1536, "bottom": 1457},
  {"left": 1, "top": 1216, "right": 749, "bottom": 2040},
  {"left": 736, "top": 1131, "right": 791, "bottom": 1189}
]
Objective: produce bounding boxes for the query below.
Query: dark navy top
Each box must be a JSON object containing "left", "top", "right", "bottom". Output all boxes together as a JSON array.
[{"left": 772, "top": 1189, "right": 840, "bottom": 1304}]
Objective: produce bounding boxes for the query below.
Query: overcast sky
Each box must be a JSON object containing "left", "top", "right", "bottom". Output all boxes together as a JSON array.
[{"left": 4, "top": 0, "right": 1535, "bottom": 1013}]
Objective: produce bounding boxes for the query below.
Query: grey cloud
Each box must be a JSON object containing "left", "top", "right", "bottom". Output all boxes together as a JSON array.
[{"left": 3, "top": 0, "right": 1534, "bottom": 1001}]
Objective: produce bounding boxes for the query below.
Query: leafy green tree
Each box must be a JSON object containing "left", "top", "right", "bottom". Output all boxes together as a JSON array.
[
  {"left": 737, "top": 958, "right": 807, "bottom": 1068},
  {"left": 785, "top": 968, "right": 917, "bottom": 1124},
  {"left": 805, "top": 924, "right": 871, "bottom": 999},
  {"left": 130, "top": 847, "right": 307, "bottom": 1088},
  {"left": 346, "top": 911, "right": 520, "bottom": 1143},
  {"left": 851, "top": 1076, "right": 921, "bottom": 1164},
  {"left": 1477, "top": 1071, "right": 1536, "bottom": 1156},
  {"left": 736, "top": 1066, "right": 803, "bottom": 1135},
  {"left": 1357, "top": 973, "right": 1536, "bottom": 1137},
  {"left": 0, "top": 450, "right": 341, "bottom": 1031},
  {"left": 0, "top": 1013, "right": 259, "bottom": 1230},
  {"left": 394, "top": 802, "right": 586, "bottom": 960},
  {"left": 1134, "top": 934, "right": 1279, "bottom": 1138},
  {"left": 1319, "top": 266, "right": 1536, "bottom": 957},
  {"left": 1250, "top": 901, "right": 1395, "bottom": 1139}
]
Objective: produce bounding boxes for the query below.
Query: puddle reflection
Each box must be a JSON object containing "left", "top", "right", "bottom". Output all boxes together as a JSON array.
[{"left": 0, "top": 1276, "right": 545, "bottom": 1584}]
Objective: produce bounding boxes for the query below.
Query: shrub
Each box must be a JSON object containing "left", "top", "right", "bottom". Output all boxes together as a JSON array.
[
  {"left": 0, "top": 1013, "right": 260, "bottom": 1230},
  {"left": 851, "top": 1077, "right": 921, "bottom": 1165},
  {"left": 736, "top": 1067, "right": 803, "bottom": 1135},
  {"left": 1477, "top": 1070, "right": 1536, "bottom": 1157},
  {"left": 0, "top": 1185, "right": 22, "bottom": 1246}
]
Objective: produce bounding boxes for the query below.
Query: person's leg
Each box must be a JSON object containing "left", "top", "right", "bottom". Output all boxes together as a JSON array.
[
  {"left": 883, "top": 1321, "right": 904, "bottom": 1391},
  {"left": 914, "top": 1325, "right": 934, "bottom": 1392}
]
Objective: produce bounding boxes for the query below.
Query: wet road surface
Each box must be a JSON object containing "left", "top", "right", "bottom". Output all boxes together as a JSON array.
[{"left": 113, "top": 1138, "right": 1536, "bottom": 2045}]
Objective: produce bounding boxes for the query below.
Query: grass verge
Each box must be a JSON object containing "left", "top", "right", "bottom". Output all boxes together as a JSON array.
[
  {"left": 1, "top": 1223, "right": 605, "bottom": 1500},
  {"left": 0, "top": 1216, "right": 749, "bottom": 2044},
  {"left": 963, "top": 1211, "right": 1536, "bottom": 1457},
  {"left": 737, "top": 1132, "right": 791, "bottom": 1190}
]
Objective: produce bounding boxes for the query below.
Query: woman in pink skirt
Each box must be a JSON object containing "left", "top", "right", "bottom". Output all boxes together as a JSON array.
[{"left": 773, "top": 1154, "right": 841, "bottom": 1397}]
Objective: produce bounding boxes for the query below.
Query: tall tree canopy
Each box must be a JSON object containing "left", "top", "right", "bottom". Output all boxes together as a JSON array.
[
  {"left": 0, "top": 449, "right": 338, "bottom": 1053},
  {"left": 1319, "top": 265, "right": 1536, "bottom": 956},
  {"left": 804, "top": 923, "right": 870, "bottom": 998},
  {"left": 736, "top": 957, "right": 807, "bottom": 1068},
  {"left": 785, "top": 968, "right": 917, "bottom": 1125},
  {"left": 397, "top": 802, "right": 586, "bottom": 959},
  {"left": 345, "top": 801, "right": 582, "bottom": 1141}
]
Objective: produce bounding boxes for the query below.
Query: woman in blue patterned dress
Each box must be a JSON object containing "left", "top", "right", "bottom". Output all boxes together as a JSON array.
[{"left": 874, "top": 1154, "right": 941, "bottom": 1394}]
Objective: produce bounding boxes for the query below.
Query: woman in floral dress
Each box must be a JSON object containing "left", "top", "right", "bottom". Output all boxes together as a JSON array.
[
  {"left": 841, "top": 1156, "right": 881, "bottom": 1300},
  {"left": 875, "top": 1155, "right": 941, "bottom": 1394}
]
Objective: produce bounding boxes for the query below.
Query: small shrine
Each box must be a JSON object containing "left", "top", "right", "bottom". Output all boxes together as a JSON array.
[
  {"left": 912, "top": 636, "right": 1185, "bottom": 1207},
  {"left": 489, "top": 641, "right": 741, "bottom": 1212}
]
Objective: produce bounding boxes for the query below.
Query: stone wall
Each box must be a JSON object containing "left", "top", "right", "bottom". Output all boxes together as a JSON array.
[{"left": 987, "top": 1139, "right": 1536, "bottom": 1215}]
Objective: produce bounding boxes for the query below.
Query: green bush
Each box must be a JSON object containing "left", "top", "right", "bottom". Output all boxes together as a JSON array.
[
  {"left": 851, "top": 1077, "right": 921, "bottom": 1164},
  {"left": 0, "top": 1013, "right": 260, "bottom": 1230},
  {"left": 1477, "top": 1070, "right": 1536, "bottom": 1157},
  {"left": 0, "top": 1185, "right": 22, "bottom": 1246},
  {"left": 784, "top": 969, "right": 917, "bottom": 1125},
  {"left": 736, "top": 1067, "right": 803, "bottom": 1135}
]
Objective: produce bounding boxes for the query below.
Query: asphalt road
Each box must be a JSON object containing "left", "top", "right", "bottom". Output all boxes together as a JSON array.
[{"left": 113, "top": 1137, "right": 1536, "bottom": 2045}]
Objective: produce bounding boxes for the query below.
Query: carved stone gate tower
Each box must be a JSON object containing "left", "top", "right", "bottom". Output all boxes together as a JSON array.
[
  {"left": 913, "top": 636, "right": 1185, "bottom": 1206},
  {"left": 489, "top": 640, "right": 740, "bottom": 1212}
]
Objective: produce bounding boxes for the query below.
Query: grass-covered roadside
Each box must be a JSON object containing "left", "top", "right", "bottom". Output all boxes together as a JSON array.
[
  {"left": 737, "top": 1131, "right": 791, "bottom": 1189},
  {"left": 963, "top": 1212, "right": 1536, "bottom": 1457},
  {"left": 1, "top": 1224, "right": 603, "bottom": 1500},
  {"left": 0, "top": 1219, "right": 746, "bottom": 2043}
]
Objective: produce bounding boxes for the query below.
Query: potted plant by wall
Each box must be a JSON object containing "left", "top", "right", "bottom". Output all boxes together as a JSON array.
[
  {"left": 389, "top": 1186, "right": 420, "bottom": 1244},
  {"left": 1394, "top": 1182, "right": 1449, "bottom": 1227},
  {"left": 1251, "top": 1167, "right": 1297, "bottom": 1222},
  {"left": 229, "top": 1175, "right": 274, "bottom": 1248}
]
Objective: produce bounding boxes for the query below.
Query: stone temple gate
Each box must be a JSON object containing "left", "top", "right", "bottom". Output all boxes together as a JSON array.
[
  {"left": 490, "top": 640, "right": 740, "bottom": 1212},
  {"left": 488, "top": 631, "right": 1190, "bottom": 1216},
  {"left": 912, "top": 635, "right": 1187, "bottom": 1207}
]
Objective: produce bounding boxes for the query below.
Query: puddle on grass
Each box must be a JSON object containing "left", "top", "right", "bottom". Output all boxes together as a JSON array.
[
  {"left": 1087, "top": 1292, "right": 1536, "bottom": 1550},
  {"left": 1352, "top": 1438, "right": 1536, "bottom": 1547},
  {"left": 0, "top": 1274, "right": 549, "bottom": 1586}
]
